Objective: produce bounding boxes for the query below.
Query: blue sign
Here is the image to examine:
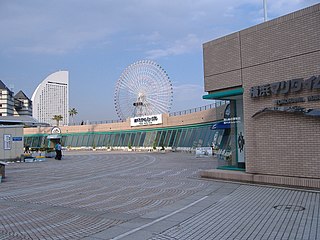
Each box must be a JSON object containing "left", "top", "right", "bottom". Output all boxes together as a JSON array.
[
  {"left": 211, "top": 122, "right": 230, "bottom": 130},
  {"left": 12, "top": 137, "right": 23, "bottom": 141}
]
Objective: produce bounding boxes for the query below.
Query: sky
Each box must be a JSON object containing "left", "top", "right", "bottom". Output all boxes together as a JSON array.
[{"left": 0, "top": 0, "right": 319, "bottom": 123}]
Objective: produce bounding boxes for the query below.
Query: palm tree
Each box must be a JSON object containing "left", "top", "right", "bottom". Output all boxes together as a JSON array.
[
  {"left": 69, "top": 108, "right": 78, "bottom": 125},
  {"left": 52, "top": 115, "right": 63, "bottom": 126}
]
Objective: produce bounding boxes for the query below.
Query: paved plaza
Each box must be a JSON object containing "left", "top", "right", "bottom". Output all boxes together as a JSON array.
[{"left": 0, "top": 151, "right": 319, "bottom": 240}]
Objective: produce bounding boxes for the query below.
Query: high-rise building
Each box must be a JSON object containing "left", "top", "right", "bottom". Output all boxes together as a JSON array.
[
  {"left": 0, "top": 80, "right": 32, "bottom": 117},
  {"left": 31, "top": 71, "right": 69, "bottom": 126},
  {"left": 0, "top": 80, "right": 14, "bottom": 116}
]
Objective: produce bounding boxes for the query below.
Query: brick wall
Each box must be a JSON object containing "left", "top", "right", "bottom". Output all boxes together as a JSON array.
[{"left": 203, "top": 33, "right": 242, "bottom": 91}]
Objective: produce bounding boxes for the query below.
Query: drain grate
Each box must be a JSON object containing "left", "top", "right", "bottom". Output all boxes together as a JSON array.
[{"left": 273, "top": 205, "right": 305, "bottom": 211}]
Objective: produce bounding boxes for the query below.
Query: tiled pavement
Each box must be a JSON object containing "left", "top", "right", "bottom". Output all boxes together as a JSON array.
[{"left": 0, "top": 151, "right": 319, "bottom": 240}]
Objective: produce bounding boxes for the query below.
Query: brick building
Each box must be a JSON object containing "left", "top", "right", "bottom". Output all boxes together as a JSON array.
[{"left": 203, "top": 4, "right": 320, "bottom": 187}]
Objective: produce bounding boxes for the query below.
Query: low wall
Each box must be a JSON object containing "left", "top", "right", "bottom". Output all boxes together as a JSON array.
[{"left": 201, "top": 169, "right": 320, "bottom": 189}]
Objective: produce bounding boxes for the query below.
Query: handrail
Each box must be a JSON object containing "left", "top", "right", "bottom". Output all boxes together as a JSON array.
[{"left": 169, "top": 100, "right": 227, "bottom": 117}]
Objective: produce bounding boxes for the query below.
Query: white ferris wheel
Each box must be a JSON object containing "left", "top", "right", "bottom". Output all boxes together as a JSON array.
[{"left": 114, "top": 60, "right": 173, "bottom": 120}]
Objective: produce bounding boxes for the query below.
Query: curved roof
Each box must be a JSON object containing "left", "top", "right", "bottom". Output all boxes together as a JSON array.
[
  {"left": 31, "top": 71, "right": 69, "bottom": 126},
  {"left": 31, "top": 71, "right": 68, "bottom": 102}
]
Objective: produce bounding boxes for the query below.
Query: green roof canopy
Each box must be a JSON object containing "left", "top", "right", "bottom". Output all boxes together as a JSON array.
[{"left": 203, "top": 87, "right": 243, "bottom": 100}]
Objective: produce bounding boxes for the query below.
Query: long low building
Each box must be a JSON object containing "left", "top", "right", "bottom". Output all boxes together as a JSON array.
[{"left": 24, "top": 102, "right": 229, "bottom": 151}]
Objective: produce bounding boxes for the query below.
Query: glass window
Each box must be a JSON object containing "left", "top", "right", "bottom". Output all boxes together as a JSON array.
[
  {"left": 97, "top": 134, "right": 104, "bottom": 146},
  {"left": 133, "top": 132, "right": 141, "bottom": 146},
  {"left": 154, "top": 131, "right": 161, "bottom": 147},
  {"left": 113, "top": 133, "right": 120, "bottom": 147},
  {"left": 139, "top": 132, "right": 146, "bottom": 146},
  {"left": 93, "top": 134, "right": 100, "bottom": 147},
  {"left": 172, "top": 129, "right": 179, "bottom": 147},
  {"left": 89, "top": 134, "right": 96, "bottom": 147},
  {"left": 105, "top": 134, "right": 112, "bottom": 147},
  {"left": 61, "top": 136, "right": 67, "bottom": 147},
  {"left": 164, "top": 130, "right": 171, "bottom": 146},
  {"left": 64, "top": 135, "right": 72, "bottom": 147},
  {"left": 129, "top": 133, "right": 135, "bottom": 147},
  {"left": 33, "top": 136, "right": 41, "bottom": 148},
  {"left": 179, "top": 129, "right": 187, "bottom": 147},
  {"left": 81, "top": 135, "right": 89, "bottom": 147},
  {"left": 192, "top": 128, "right": 201, "bottom": 147},
  {"left": 109, "top": 134, "right": 116, "bottom": 147},
  {"left": 118, "top": 133, "right": 125, "bottom": 146},
  {"left": 24, "top": 137, "right": 31, "bottom": 147},
  {"left": 158, "top": 131, "right": 167, "bottom": 147},
  {"left": 183, "top": 129, "right": 193, "bottom": 147},
  {"left": 143, "top": 132, "right": 152, "bottom": 147},
  {"left": 123, "top": 133, "right": 130, "bottom": 146},
  {"left": 202, "top": 126, "right": 212, "bottom": 147},
  {"left": 169, "top": 130, "right": 176, "bottom": 147},
  {"left": 197, "top": 126, "right": 207, "bottom": 147},
  {"left": 102, "top": 134, "right": 108, "bottom": 146},
  {"left": 71, "top": 135, "right": 78, "bottom": 147}
]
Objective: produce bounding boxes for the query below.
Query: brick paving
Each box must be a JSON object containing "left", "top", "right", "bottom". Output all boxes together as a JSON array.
[
  {"left": 150, "top": 186, "right": 319, "bottom": 240},
  {"left": 0, "top": 151, "right": 319, "bottom": 240}
]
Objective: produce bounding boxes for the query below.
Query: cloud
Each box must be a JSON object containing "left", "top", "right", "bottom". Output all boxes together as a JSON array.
[
  {"left": 266, "top": 0, "right": 320, "bottom": 17},
  {"left": 0, "top": 1, "right": 117, "bottom": 54},
  {"left": 0, "top": 1, "right": 247, "bottom": 55},
  {"left": 174, "top": 83, "right": 204, "bottom": 99},
  {"left": 171, "top": 83, "right": 209, "bottom": 111},
  {"left": 0, "top": 0, "right": 317, "bottom": 56},
  {"left": 145, "top": 34, "right": 202, "bottom": 59}
]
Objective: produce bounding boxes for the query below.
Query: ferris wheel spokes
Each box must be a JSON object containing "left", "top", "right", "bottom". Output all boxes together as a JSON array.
[{"left": 114, "top": 60, "right": 173, "bottom": 120}]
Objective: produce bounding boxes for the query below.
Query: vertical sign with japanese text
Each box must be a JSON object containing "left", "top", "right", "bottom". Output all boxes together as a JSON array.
[{"left": 4, "top": 134, "right": 11, "bottom": 150}]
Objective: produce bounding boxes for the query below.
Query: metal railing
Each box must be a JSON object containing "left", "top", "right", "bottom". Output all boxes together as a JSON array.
[
  {"left": 69, "top": 119, "right": 125, "bottom": 126},
  {"left": 169, "top": 100, "right": 227, "bottom": 117}
]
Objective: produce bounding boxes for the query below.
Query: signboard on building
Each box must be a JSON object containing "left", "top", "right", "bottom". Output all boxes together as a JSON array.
[
  {"left": 12, "top": 137, "right": 23, "bottom": 141},
  {"left": 130, "top": 114, "right": 162, "bottom": 127},
  {"left": 51, "top": 126, "right": 61, "bottom": 134},
  {"left": 3, "top": 134, "right": 11, "bottom": 150},
  {"left": 250, "top": 75, "right": 320, "bottom": 105},
  {"left": 195, "top": 147, "right": 213, "bottom": 157}
]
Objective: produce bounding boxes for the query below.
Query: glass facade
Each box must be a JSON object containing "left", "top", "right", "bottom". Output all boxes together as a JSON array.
[{"left": 24, "top": 122, "right": 232, "bottom": 151}]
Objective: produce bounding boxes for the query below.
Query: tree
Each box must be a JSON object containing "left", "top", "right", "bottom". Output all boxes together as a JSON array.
[
  {"left": 52, "top": 115, "right": 63, "bottom": 126},
  {"left": 69, "top": 108, "right": 78, "bottom": 125}
]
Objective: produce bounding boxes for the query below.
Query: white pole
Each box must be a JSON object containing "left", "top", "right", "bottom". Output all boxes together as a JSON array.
[{"left": 263, "top": 0, "right": 268, "bottom": 22}]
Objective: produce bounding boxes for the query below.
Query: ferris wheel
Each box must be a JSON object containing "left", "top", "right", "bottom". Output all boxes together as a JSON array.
[{"left": 114, "top": 60, "right": 173, "bottom": 120}]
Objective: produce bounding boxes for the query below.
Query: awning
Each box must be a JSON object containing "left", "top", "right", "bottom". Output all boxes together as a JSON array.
[
  {"left": 47, "top": 134, "right": 62, "bottom": 139},
  {"left": 203, "top": 87, "right": 243, "bottom": 100}
]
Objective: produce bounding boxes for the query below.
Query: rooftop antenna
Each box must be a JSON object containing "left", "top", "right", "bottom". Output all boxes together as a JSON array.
[{"left": 263, "top": 0, "right": 268, "bottom": 22}]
